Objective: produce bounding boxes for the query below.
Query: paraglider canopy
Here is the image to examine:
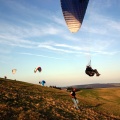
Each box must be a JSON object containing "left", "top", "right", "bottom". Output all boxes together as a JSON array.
[
  {"left": 34, "top": 66, "right": 42, "bottom": 73},
  {"left": 60, "top": 0, "right": 89, "bottom": 33},
  {"left": 12, "top": 69, "right": 17, "bottom": 74}
]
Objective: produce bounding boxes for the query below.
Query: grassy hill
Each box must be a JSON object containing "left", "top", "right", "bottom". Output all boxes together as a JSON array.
[
  {"left": 0, "top": 78, "right": 120, "bottom": 120},
  {"left": 65, "top": 83, "right": 120, "bottom": 89}
]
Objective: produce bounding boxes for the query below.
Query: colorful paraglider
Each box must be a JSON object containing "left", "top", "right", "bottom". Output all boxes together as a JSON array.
[
  {"left": 39, "top": 80, "right": 46, "bottom": 86},
  {"left": 60, "top": 0, "right": 89, "bottom": 33},
  {"left": 34, "top": 66, "right": 42, "bottom": 73},
  {"left": 12, "top": 69, "right": 17, "bottom": 74}
]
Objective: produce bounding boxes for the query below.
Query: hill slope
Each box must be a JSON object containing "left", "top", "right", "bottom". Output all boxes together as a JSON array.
[
  {"left": 0, "top": 78, "right": 120, "bottom": 120},
  {"left": 65, "top": 83, "right": 120, "bottom": 89}
]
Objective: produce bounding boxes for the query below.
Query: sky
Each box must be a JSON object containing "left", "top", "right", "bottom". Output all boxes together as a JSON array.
[{"left": 0, "top": 0, "right": 120, "bottom": 87}]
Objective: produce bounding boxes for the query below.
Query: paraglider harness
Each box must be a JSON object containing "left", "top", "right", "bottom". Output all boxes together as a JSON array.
[
  {"left": 71, "top": 90, "right": 76, "bottom": 99},
  {"left": 85, "top": 65, "right": 95, "bottom": 76},
  {"left": 85, "top": 60, "right": 100, "bottom": 77},
  {"left": 85, "top": 60, "right": 95, "bottom": 76}
]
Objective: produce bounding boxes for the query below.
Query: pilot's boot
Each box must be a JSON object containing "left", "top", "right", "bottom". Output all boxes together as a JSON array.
[{"left": 96, "top": 73, "right": 101, "bottom": 76}]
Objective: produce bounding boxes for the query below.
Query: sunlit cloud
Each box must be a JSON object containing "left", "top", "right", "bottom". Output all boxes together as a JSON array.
[
  {"left": 38, "top": 42, "right": 119, "bottom": 56},
  {"left": 0, "top": 31, "right": 119, "bottom": 56},
  {"left": 83, "top": 9, "right": 120, "bottom": 36},
  {"left": 62, "top": 34, "right": 80, "bottom": 41},
  {"left": 0, "top": 23, "right": 62, "bottom": 39},
  {"left": 51, "top": 15, "right": 65, "bottom": 26}
]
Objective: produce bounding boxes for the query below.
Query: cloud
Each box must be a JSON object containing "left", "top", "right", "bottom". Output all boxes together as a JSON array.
[
  {"left": 0, "top": 31, "right": 119, "bottom": 56},
  {"left": 37, "top": 42, "right": 119, "bottom": 56},
  {"left": 0, "top": 23, "right": 62, "bottom": 39},
  {"left": 19, "top": 52, "right": 66, "bottom": 60},
  {"left": 51, "top": 15, "right": 65, "bottom": 26},
  {"left": 83, "top": 5, "right": 120, "bottom": 36}
]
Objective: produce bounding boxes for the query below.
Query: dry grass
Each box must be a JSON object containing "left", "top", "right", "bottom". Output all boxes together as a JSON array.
[
  {"left": 77, "top": 88, "right": 120, "bottom": 116},
  {"left": 0, "top": 78, "right": 120, "bottom": 120}
]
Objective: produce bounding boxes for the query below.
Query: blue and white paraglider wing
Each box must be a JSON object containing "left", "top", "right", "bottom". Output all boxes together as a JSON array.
[{"left": 60, "top": 0, "right": 89, "bottom": 33}]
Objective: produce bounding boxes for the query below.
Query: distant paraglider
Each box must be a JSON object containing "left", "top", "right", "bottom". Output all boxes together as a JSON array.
[
  {"left": 12, "top": 69, "right": 17, "bottom": 74},
  {"left": 60, "top": 0, "right": 89, "bottom": 33},
  {"left": 4, "top": 76, "right": 7, "bottom": 79},
  {"left": 39, "top": 80, "right": 46, "bottom": 86},
  {"left": 34, "top": 66, "right": 42, "bottom": 73}
]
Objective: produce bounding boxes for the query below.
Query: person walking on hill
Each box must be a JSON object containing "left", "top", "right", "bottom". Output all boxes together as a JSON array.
[{"left": 70, "top": 88, "right": 79, "bottom": 110}]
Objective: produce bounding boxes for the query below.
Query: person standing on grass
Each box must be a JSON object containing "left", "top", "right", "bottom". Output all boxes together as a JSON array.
[{"left": 70, "top": 88, "right": 79, "bottom": 110}]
